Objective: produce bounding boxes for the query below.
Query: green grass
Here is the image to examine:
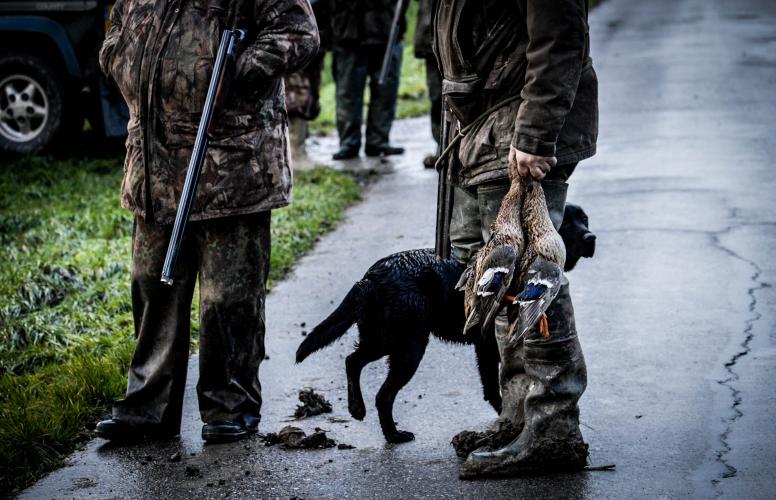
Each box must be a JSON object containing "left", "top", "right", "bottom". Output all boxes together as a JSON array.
[
  {"left": 0, "top": 155, "right": 360, "bottom": 493},
  {"left": 311, "top": 1, "right": 429, "bottom": 135}
]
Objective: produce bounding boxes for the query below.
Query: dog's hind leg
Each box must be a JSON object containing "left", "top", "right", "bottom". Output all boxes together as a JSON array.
[
  {"left": 475, "top": 329, "right": 502, "bottom": 414},
  {"left": 346, "top": 343, "right": 384, "bottom": 421},
  {"left": 376, "top": 337, "right": 429, "bottom": 444}
]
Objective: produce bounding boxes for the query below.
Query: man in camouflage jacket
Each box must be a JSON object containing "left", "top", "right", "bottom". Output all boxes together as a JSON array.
[
  {"left": 434, "top": 0, "right": 598, "bottom": 477},
  {"left": 95, "top": 0, "right": 319, "bottom": 443}
]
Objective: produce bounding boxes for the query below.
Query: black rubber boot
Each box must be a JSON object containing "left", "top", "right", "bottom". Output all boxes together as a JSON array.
[
  {"left": 95, "top": 419, "right": 178, "bottom": 442},
  {"left": 460, "top": 284, "right": 589, "bottom": 478},
  {"left": 333, "top": 146, "right": 359, "bottom": 160},
  {"left": 451, "top": 313, "right": 529, "bottom": 458},
  {"left": 201, "top": 422, "right": 255, "bottom": 443},
  {"left": 422, "top": 154, "right": 438, "bottom": 169},
  {"left": 364, "top": 144, "right": 405, "bottom": 157}
]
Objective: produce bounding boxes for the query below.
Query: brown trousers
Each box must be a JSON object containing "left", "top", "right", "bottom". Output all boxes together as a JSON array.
[{"left": 113, "top": 213, "right": 270, "bottom": 432}]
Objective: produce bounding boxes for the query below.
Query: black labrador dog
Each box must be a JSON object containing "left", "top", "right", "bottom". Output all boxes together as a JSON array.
[{"left": 296, "top": 204, "right": 596, "bottom": 443}]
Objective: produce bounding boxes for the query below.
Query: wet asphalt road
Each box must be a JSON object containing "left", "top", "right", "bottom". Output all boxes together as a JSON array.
[{"left": 22, "top": 0, "right": 776, "bottom": 498}]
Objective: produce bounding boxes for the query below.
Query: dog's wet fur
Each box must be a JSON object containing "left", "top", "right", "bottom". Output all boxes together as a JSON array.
[{"left": 296, "top": 204, "right": 595, "bottom": 443}]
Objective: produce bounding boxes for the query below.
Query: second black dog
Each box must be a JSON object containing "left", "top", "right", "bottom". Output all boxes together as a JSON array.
[{"left": 295, "top": 204, "right": 595, "bottom": 443}]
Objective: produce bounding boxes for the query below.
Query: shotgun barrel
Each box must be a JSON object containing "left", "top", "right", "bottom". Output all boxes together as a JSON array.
[
  {"left": 435, "top": 102, "right": 453, "bottom": 260},
  {"left": 378, "top": 0, "right": 407, "bottom": 86},
  {"left": 160, "top": 28, "right": 246, "bottom": 286}
]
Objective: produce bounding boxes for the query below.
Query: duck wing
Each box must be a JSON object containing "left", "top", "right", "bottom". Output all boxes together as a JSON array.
[
  {"left": 507, "top": 258, "right": 563, "bottom": 342},
  {"left": 476, "top": 244, "right": 518, "bottom": 332}
]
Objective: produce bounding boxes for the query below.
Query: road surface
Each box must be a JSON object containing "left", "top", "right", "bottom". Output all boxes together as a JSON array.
[{"left": 23, "top": 0, "right": 776, "bottom": 497}]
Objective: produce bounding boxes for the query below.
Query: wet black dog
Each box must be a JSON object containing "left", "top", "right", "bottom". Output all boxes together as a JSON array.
[
  {"left": 296, "top": 204, "right": 595, "bottom": 443},
  {"left": 559, "top": 203, "right": 596, "bottom": 272}
]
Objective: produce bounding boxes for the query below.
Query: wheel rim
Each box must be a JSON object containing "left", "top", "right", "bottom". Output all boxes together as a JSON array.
[{"left": 0, "top": 74, "right": 50, "bottom": 143}]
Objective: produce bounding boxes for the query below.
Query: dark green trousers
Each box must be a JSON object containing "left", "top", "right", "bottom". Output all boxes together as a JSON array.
[
  {"left": 113, "top": 213, "right": 270, "bottom": 432},
  {"left": 333, "top": 43, "right": 403, "bottom": 150},
  {"left": 425, "top": 56, "right": 443, "bottom": 147}
]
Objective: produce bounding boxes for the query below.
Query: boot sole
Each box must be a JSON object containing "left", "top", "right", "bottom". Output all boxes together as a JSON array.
[{"left": 201, "top": 429, "right": 254, "bottom": 444}]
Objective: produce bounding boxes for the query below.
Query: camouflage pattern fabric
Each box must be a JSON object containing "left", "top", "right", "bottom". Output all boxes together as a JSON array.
[
  {"left": 333, "top": 43, "right": 402, "bottom": 150},
  {"left": 284, "top": 53, "right": 324, "bottom": 120},
  {"left": 113, "top": 213, "right": 271, "bottom": 430},
  {"left": 99, "top": 0, "right": 320, "bottom": 224}
]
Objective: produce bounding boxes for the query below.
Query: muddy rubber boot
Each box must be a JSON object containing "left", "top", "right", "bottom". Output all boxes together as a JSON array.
[
  {"left": 460, "top": 284, "right": 589, "bottom": 478},
  {"left": 493, "top": 312, "right": 530, "bottom": 431},
  {"left": 451, "top": 313, "right": 528, "bottom": 458}
]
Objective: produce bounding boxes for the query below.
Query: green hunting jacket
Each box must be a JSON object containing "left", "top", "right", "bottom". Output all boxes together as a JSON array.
[
  {"left": 100, "top": 0, "right": 319, "bottom": 224},
  {"left": 435, "top": 0, "right": 598, "bottom": 186}
]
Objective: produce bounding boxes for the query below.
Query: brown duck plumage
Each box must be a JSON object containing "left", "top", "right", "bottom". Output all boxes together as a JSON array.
[{"left": 462, "top": 176, "right": 565, "bottom": 338}]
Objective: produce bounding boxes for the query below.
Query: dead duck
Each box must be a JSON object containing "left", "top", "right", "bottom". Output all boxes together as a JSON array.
[
  {"left": 459, "top": 177, "right": 527, "bottom": 336},
  {"left": 507, "top": 179, "right": 566, "bottom": 341},
  {"left": 459, "top": 176, "right": 566, "bottom": 342}
]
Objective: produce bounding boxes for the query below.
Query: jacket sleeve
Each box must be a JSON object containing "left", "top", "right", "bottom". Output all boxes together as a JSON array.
[
  {"left": 236, "top": 0, "right": 320, "bottom": 89},
  {"left": 512, "top": 0, "right": 587, "bottom": 157},
  {"left": 99, "top": 0, "right": 125, "bottom": 78}
]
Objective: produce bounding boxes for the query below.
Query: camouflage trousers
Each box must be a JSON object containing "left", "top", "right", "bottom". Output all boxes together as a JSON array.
[
  {"left": 449, "top": 163, "right": 586, "bottom": 428},
  {"left": 333, "top": 43, "right": 402, "bottom": 149},
  {"left": 113, "top": 213, "right": 270, "bottom": 432}
]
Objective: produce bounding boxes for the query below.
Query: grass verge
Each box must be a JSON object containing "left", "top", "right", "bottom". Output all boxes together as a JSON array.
[{"left": 0, "top": 155, "right": 360, "bottom": 494}]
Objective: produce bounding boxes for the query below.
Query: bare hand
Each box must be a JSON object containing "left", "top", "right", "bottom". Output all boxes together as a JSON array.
[{"left": 509, "top": 146, "right": 557, "bottom": 181}]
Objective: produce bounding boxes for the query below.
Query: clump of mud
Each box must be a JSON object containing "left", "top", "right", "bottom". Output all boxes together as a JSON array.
[
  {"left": 451, "top": 421, "right": 522, "bottom": 458},
  {"left": 262, "top": 426, "right": 336, "bottom": 449},
  {"left": 294, "top": 388, "right": 332, "bottom": 419}
]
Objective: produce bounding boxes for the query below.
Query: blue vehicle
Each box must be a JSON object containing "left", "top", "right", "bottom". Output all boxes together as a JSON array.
[{"left": 0, "top": 1, "right": 128, "bottom": 154}]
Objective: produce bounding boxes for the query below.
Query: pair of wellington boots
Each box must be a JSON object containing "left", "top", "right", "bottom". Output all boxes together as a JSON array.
[{"left": 459, "top": 180, "right": 589, "bottom": 479}]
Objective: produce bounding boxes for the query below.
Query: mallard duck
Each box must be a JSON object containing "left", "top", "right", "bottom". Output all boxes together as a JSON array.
[
  {"left": 460, "top": 177, "right": 527, "bottom": 336},
  {"left": 460, "top": 176, "right": 566, "bottom": 342},
  {"left": 506, "top": 179, "right": 566, "bottom": 341}
]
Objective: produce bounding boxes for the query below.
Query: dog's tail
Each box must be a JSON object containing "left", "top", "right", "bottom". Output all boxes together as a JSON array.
[{"left": 296, "top": 278, "right": 374, "bottom": 363}]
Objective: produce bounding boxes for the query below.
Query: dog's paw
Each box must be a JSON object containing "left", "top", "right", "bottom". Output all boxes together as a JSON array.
[
  {"left": 348, "top": 401, "right": 366, "bottom": 421},
  {"left": 385, "top": 430, "right": 415, "bottom": 444}
]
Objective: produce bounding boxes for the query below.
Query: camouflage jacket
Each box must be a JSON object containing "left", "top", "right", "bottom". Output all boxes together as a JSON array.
[
  {"left": 100, "top": 0, "right": 320, "bottom": 224},
  {"left": 435, "top": 0, "right": 598, "bottom": 186},
  {"left": 283, "top": 53, "right": 323, "bottom": 120}
]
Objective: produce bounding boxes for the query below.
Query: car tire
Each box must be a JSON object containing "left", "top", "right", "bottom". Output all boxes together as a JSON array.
[{"left": 0, "top": 54, "right": 72, "bottom": 155}]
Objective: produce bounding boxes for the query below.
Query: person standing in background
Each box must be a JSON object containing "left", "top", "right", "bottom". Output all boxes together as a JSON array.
[
  {"left": 414, "top": 0, "right": 442, "bottom": 168},
  {"left": 285, "top": 0, "right": 329, "bottom": 167},
  {"left": 330, "top": 0, "right": 408, "bottom": 160}
]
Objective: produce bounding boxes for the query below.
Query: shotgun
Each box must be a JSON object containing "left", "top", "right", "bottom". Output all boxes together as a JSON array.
[
  {"left": 435, "top": 102, "right": 453, "bottom": 260},
  {"left": 378, "top": 0, "right": 407, "bottom": 86},
  {"left": 160, "top": 28, "right": 246, "bottom": 286}
]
